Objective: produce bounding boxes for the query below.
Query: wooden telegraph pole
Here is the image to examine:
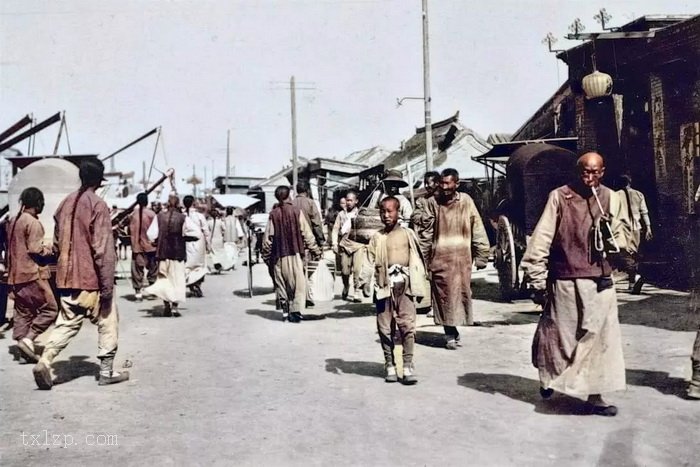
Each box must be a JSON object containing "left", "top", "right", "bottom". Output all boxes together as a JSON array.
[
  {"left": 422, "top": 0, "right": 433, "bottom": 172},
  {"left": 225, "top": 129, "right": 231, "bottom": 194},
  {"left": 290, "top": 75, "right": 298, "bottom": 191}
]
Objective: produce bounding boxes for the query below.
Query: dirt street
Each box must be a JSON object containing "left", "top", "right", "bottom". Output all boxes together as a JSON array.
[{"left": 1, "top": 263, "right": 698, "bottom": 466}]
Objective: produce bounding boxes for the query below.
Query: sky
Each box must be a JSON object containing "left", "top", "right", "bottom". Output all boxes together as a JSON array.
[{"left": 0, "top": 0, "right": 696, "bottom": 190}]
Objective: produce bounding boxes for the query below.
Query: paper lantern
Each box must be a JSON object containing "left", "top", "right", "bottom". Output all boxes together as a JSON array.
[{"left": 582, "top": 70, "right": 613, "bottom": 99}]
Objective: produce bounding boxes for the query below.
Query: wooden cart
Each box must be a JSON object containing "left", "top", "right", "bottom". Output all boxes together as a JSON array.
[{"left": 476, "top": 143, "right": 578, "bottom": 300}]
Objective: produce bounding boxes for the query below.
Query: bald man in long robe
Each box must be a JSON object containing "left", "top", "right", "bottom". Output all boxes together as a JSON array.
[{"left": 521, "top": 152, "right": 626, "bottom": 416}]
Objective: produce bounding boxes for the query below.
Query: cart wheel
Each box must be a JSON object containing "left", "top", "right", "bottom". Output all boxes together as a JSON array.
[{"left": 495, "top": 215, "right": 518, "bottom": 301}]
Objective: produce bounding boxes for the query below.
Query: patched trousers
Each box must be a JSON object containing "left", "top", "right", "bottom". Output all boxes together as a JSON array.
[{"left": 376, "top": 280, "right": 416, "bottom": 367}]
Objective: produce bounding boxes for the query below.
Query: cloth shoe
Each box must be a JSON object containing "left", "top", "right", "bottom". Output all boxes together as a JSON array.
[
  {"left": 134, "top": 292, "right": 143, "bottom": 301},
  {"left": 585, "top": 395, "right": 618, "bottom": 416},
  {"left": 384, "top": 365, "right": 398, "bottom": 383},
  {"left": 402, "top": 364, "right": 417, "bottom": 385},
  {"left": 32, "top": 361, "right": 53, "bottom": 390},
  {"left": 446, "top": 338, "right": 458, "bottom": 350},
  {"left": 288, "top": 312, "right": 302, "bottom": 323},
  {"left": 99, "top": 370, "right": 130, "bottom": 386},
  {"left": 18, "top": 337, "right": 39, "bottom": 363},
  {"left": 631, "top": 275, "right": 644, "bottom": 295},
  {"left": 98, "top": 357, "right": 130, "bottom": 386}
]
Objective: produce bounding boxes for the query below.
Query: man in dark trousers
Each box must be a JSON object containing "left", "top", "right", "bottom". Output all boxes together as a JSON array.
[
  {"left": 262, "top": 186, "right": 322, "bottom": 322},
  {"left": 33, "top": 159, "right": 128, "bottom": 389},
  {"left": 7, "top": 187, "right": 58, "bottom": 363},
  {"left": 129, "top": 192, "right": 158, "bottom": 301}
]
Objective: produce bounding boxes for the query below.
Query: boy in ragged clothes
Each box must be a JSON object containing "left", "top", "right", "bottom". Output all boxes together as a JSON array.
[{"left": 361, "top": 196, "right": 428, "bottom": 384}]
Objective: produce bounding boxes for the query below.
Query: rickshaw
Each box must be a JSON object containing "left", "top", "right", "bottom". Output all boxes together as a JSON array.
[{"left": 480, "top": 143, "right": 578, "bottom": 300}]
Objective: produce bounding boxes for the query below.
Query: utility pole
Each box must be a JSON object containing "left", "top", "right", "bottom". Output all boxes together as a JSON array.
[
  {"left": 225, "top": 129, "right": 231, "bottom": 194},
  {"left": 142, "top": 160, "right": 147, "bottom": 190},
  {"left": 290, "top": 75, "right": 298, "bottom": 192},
  {"left": 422, "top": 0, "right": 433, "bottom": 172},
  {"left": 270, "top": 78, "right": 314, "bottom": 191}
]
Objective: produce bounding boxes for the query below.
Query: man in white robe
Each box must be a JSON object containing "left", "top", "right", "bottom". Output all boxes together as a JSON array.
[{"left": 183, "top": 196, "right": 211, "bottom": 297}]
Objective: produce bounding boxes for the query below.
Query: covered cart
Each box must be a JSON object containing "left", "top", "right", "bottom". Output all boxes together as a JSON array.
[{"left": 475, "top": 142, "right": 577, "bottom": 300}]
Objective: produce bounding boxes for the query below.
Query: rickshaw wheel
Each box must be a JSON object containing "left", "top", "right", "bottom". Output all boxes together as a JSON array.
[{"left": 495, "top": 215, "right": 518, "bottom": 301}]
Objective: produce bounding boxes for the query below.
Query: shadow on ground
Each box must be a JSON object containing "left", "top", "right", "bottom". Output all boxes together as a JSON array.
[
  {"left": 625, "top": 368, "right": 689, "bottom": 398},
  {"left": 473, "top": 312, "right": 541, "bottom": 327},
  {"left": 415, "top": 330, "right": 446, "bottom": 348},
  {"left": 325, "top": 358, "right": 384, "bottom": 379},
  {"left": 52, "top": 356, "right": 100, "bottom": 385},
  {"left": 457, "top": 372, "right": 597, "bottom": 415},
  {"left": 246, "top": 309, "right": 284, "bottom": 322},
  {"left": 232, "top": 287, "right": 275, "bottom": 298},
  {"left": 139, "top": 305, "right": 186, "bottom": 318},
  {"left": 471, "top": 276, "right": 506, "bottom": 303},
  {"left": 325, "top": 302, "right": 375, "bottom": 319},
  {"left": 246, "top": 309, "right": 327, "bottom": 322},
  {"left": 617, "top": 291, "right": 698, "bottom": 332}
]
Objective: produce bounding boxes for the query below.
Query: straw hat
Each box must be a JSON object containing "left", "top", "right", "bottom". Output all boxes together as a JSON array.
[{"left": 382, "top": 169, "right": 408, "bottom": 188}]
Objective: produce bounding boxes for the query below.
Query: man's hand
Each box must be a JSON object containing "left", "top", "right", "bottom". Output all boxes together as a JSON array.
[
  {"left": 644, "top": 228, "right": 653, "bottom": 241},
  {"left": 92, "top": 295, "right": 113, "bottom": 324},
  {"left": 531, "top": 289, "right": 547, "bottom": 306},
  {"left": 332, "top": 244, "right": 338, "bottom": 255},
  {"left": 311, "top": 249, "right": 322, "bottom": 261},
  {"left": 474, "top": 259, "right": 488, "bottom": 271}
]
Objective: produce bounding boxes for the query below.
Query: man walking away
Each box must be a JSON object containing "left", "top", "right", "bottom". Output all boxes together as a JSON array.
[
  {"left": 7, "top": 187, "right": 58, "bottom": 363},
  {"left": 129, "top": 192, "right": 157, "bottom": 301},
  {"left": 616, "top": 175, "right": 653, "bottom": 294},
  {"left": 33, "top": 159, "right": 128, "bottom": 390},
  {"left": 419, "top": 168, "right": 490, "bottom": 349},
  {"left": 145, "top": 194, "right": 200, "bottom": 316},
  {"left": 362, "top": 197, "right": 427, "bottom": 384},
  {"left": 262, "top": 186, "right": 321, "bottom": 323},
  {"left": 521, "top": 152, "right": 626, "bottom": 416},
  {"left": 293, "top": 181, "right": 325, "bottom": 246}
]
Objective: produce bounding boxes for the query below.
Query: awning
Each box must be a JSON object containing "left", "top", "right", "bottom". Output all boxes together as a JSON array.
[{"left": 211, "top": 193, "right": 260, "bottom": 209}]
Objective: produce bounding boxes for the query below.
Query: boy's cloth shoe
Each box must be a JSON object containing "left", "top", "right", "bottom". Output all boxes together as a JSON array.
[
  {"left": 385, "top": 365, "right": 398, "bottom": 383},
  {"left": 402, "top": 364, "right": 417, "bottom": 385}
]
